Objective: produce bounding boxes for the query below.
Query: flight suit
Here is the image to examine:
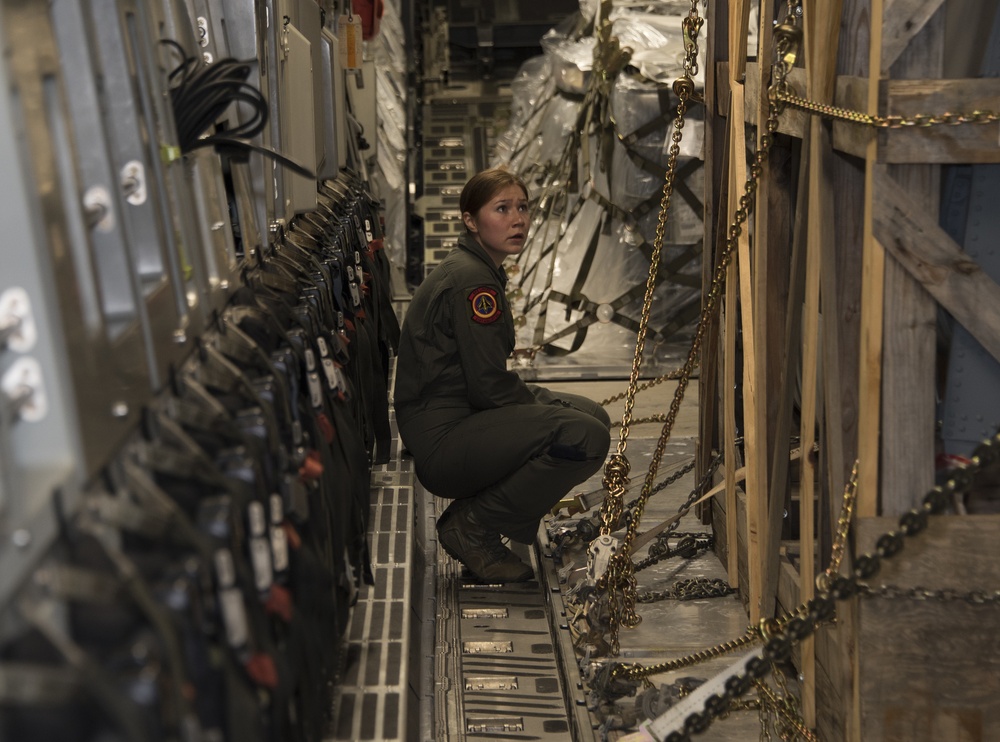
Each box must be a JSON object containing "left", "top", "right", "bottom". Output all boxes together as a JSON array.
[{"left": 395, "top": 233, "right": 611, "bottom": 543}]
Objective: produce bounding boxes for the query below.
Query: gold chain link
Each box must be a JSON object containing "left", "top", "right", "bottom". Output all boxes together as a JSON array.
[
  {"left": 773, "top": 89, "right": 1000, "bottom": 129},
  {"left": 816, "top": 459, "right": 859, "bottom": 593},
  {"left": 759, "top": 680, "right": 773, "bottom": 742},
  {"left": 754, "top": 673, "right": 819, "bottom": 742},
  {"left": 598, "top": 366, "right": 685, "bottom": 407},
  {"left": 608, "top": 453, "right": 859, "bottom": 683},
  {"left": 598, "top": 1, "right": 702, "bottom": 536},
  {"left": 610, "top": 414, "right": 668, "bottom": 428},
  {"left": 612, "top": 626, "right": 760, "bottom": 683},
  {"left": 767, "top": 5, "right": 1000, "bottom": 131},
  {"left": 755, "top": 679, "right": 819, "bottom": 742},
  {"left": 598, "top": 1, "right": 798, "bottom": 656},
  {"left": 597, "top": 0, "right": 706, "bottom": 656}
]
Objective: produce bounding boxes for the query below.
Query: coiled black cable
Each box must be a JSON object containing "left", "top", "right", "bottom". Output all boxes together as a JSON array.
[{"left": 161, "top": 39, "right": 314, "bottom": 178}]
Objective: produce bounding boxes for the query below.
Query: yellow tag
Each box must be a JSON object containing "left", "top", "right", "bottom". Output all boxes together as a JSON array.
[
  {"left": 160, "top": 143, "right": 181, "bottom": 164},
  {"left": 339, "top": 14, "right": 362, "bottom": 69}
]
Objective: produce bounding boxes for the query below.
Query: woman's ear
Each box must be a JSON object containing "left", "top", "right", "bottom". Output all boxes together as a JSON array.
[{"left": 462, "top": 212, "right": 478, "bottom": 233}]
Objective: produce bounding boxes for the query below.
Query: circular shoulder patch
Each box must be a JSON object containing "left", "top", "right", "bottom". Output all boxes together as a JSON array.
[{"left": 468, "top": 287, "right": 501, "bottom": 324}]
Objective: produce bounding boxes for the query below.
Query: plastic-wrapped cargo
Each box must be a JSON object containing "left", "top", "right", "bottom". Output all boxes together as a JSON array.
[
  {"left": 370, "top": 0, "right": 408, "bottom": 273},
  {"left": 494, "top": 1, "right": 710, "bottom": 375}
]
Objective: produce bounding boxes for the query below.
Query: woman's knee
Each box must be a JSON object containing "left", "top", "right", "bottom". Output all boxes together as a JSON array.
[
  {"left": 592, "top": 403, "right": 612, "bottom": 429},
  {"left": 589, "top": 415, "right": 612, "bottom": 455},
  {"left": 550, "top": 413, "right": 611, "bottom": 461}
]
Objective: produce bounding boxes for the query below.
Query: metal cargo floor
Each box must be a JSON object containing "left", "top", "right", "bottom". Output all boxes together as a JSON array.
[{"left": 331, "top": 368, "right": 768, "bottom": 741}]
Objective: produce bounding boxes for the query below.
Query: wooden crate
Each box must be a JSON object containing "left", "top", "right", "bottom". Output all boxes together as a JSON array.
[{"left": 701, "top": 0, "right": 1000, "bottom": 739}]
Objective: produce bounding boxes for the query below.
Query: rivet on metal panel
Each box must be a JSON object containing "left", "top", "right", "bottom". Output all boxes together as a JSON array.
[
  {"left": 83, "top": 186, "right": 114, "bottom": 232},
  {"left": 2, "top": 357, "right": 47, "bottom": 422},
  {"left": 196, "top": 17, "right": 209, "bottom": 47},
  {"left": 0, "top": 288, "right": 37, "bottom": 353}
]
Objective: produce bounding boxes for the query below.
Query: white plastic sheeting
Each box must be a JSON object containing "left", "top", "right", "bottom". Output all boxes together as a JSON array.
[
  {"left": 370, "top": 0, "right": 407, "bottom": 271},
  {"left": 495, "top": 1, "right": 710, "bottom": 372}
]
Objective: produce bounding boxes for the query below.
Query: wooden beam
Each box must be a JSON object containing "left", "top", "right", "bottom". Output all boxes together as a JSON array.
[
  {"left": 776, "top": 141, "right": 814, "bottom": 723},
  {"left": 854, "top": 0, "right": 887, "bottom": 739},
  {"left": 800, "top": 117, "right": 829, "bottom": 742},
  {"left": 731, "top": 81, "right": 764, "bottom": 621},
  {"left": 834, "top": 75, "right": 1000, "bottom": 162},
  {"left": 752, "top": 3, "right": 776, "bottom": 132},
  {"left": 797, "top": 0, "right": 845, "bottom": 727},
  {"left": 831, "top": 74, "right": 873, "bottom": 157},
  {"left": 824, "top": 0, "right": 867, "bottom": 557},
  {"left": 806, "top": 2, "right": 847, "bottom": 102},
  {"left": 881, "top": 0, "right": 948, "bottom": 72},
  {"left": 724, "top": 273, "right": 739, "bottom": 586},
  {"left": 727, "top": 0, "right": 763, "bottom": 621},
  {"left": 872, "top": 166, "right": 1000, "bottom": 363},
  {"left": 880, "top": 7, "right": 943, "bottom": 519},
  {"left": 758, "top": 139, "right": 795, "bottom": 612},
  {"left": 833, "top": 73, "right": 1000, "bottom": 163},
  {"left": 881, "top": 76, "right": 1000, "bottom": 163},
  {"left": 751, "top": 0, "right": 783, "bottom": 621},
  {"left": 883, "top": 77, "right": 1000, "bottom": 116},
  {"left": 726, "top": 69, "right": 1000, "bottom": 162},
  {"left": 857, "top": 0, "right": 886, "bottom": 534},
  {"left": 727, "top": 0, "right": 753, "bottom": 83},
  {"left": 701, "top": 0, "right": 732, "bottom": 494},
  {"left": 702, "top": 447, "right": 805, "bottom": 501},
  {"left": 827, "top": 124, "right": 869, "bottom": 527},
  {"left": 728, "top": 62, "right": 811, "bottom": 137}
]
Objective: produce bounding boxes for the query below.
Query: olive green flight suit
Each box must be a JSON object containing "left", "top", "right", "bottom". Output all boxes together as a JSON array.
[{"left": 394, "top": 233, "right": 611, "bottom": 543}]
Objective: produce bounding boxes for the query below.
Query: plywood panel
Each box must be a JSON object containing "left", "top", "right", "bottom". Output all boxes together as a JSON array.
[{"left": 881, "top": 0, "right": 948, "bottom": 70}]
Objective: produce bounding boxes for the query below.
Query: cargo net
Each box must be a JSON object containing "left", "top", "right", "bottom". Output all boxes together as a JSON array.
[{"left": 492, "top": 0, "right": 712, "bottom": 372}]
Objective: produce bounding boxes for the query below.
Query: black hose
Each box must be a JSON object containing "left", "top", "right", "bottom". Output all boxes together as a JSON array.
[{"left": 161, "top": 39, "right": 314, "bottom": 178}]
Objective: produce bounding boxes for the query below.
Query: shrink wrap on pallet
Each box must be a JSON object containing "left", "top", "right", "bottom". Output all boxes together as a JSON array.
[
  {"left": 495, "top": 2, "right": 709, "bottom": 372},
  {"left": 370, "top": 0, "right": 408, "bottom": 272}
]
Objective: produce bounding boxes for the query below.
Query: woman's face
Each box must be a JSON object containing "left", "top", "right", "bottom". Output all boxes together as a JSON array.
[{"left": 463, "top": 184, "right": 529, "bottom": 267}]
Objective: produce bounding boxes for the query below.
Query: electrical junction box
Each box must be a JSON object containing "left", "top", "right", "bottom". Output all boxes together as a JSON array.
[
  {"left": 319, "top": 27, "right": 346, "bottom": 178},
  {"left": 279, "top": 22, "right": 318, "bottom": 218}
]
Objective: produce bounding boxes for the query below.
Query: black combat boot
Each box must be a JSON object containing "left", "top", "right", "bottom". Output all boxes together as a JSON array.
[{"left": 436, "top": 499, "right": 533, "bottom": 583}]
